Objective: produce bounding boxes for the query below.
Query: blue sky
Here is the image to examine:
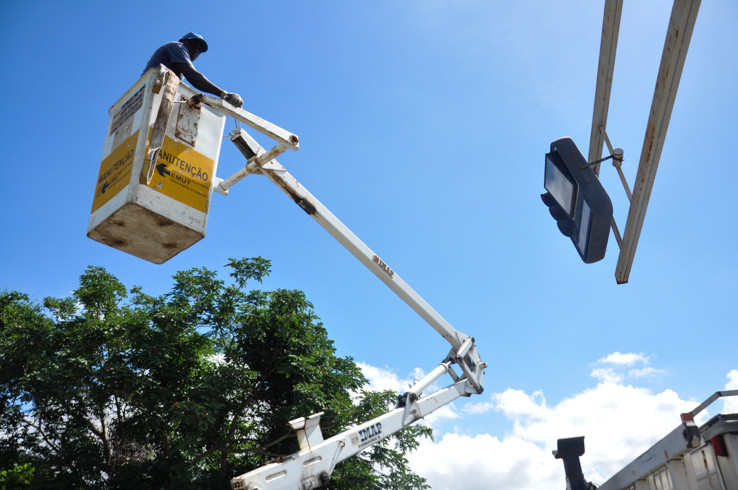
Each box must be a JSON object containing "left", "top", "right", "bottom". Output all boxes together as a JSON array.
[{"left": 1, "top": 1, "right": 736, "bottom": 488}]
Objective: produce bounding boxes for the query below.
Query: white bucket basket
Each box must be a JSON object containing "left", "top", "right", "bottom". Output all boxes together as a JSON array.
[{"left": 88, "top": 66, "right": 226, "bottom": 263}]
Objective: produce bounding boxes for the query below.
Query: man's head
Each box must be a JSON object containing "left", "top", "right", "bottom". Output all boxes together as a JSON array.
[{"left": 179, "top": 32, "right": 208, "bottom": 60}]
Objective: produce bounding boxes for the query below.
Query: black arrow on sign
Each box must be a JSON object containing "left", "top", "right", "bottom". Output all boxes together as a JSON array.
[
  {"left": 156, "top": 163, "right": 171, "bottom": 177},
  {"left": 101, "top": 181, "right": 110, "bottom": 194}
]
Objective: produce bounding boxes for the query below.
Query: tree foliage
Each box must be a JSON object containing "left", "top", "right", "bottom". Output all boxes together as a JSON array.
[{"left": 0, "top": 258, "right": 431, "bottom": 489}]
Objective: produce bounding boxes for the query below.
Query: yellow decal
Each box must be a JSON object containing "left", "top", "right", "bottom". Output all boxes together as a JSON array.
[
  {"left": 146, "top": 136, "right": 214, "bottom": 212},
  {"left": 91, "top": 131, "right": 138, "bottom": 213}
]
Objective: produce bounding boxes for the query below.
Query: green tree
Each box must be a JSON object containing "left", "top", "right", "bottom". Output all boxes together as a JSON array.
[{"left": 0, "top": 258, "right": 431, "bottom": 489}]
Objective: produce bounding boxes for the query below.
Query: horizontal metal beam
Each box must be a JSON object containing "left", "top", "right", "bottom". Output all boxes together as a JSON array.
[{"left": 202, "top": 95, "right": 300, "bottom": 151}]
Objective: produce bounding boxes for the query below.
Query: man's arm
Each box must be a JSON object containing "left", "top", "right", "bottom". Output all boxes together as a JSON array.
[
  {"left": 173, "top": 62, "right": 244, "bottom": 108},
  {"left": 173, "top": 62, "right": 223, "bottom": 96}
]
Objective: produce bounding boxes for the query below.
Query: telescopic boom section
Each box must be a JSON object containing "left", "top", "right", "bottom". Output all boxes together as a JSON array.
[
  {"left": 217, "top": 126, "right": 485, "bottom": 393},
  {"left": 200, "top": 97, "right": 485, "bottom": 489}
]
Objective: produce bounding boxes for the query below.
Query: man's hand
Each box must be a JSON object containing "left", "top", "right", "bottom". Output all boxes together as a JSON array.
[{"left": 222, "top": 92, "right": 243, "bottom": 108}]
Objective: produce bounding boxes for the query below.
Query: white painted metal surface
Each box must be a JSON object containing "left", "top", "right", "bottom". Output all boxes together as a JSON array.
[
  {"left": 204, "top": 96, "right": 299, "bottom": 150},
  {"left": 231, "top": 370, "right": 474, "bottom": 490},
  {"left": 88, "top": 66, "right": 226, "bottom": 263},
  {"left": 223, "top": 130, "right": 483, "bottom": 373},
  {"left": 216, "top": 128, "right": 485, "bottom": 488}
]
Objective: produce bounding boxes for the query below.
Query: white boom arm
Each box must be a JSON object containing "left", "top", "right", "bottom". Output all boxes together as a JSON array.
[
  {"left": 232, "top": 364, "right": 475, "bottom": 490},
  {"left": 202, "top": 97, "right": 485, "bottom": 490}
]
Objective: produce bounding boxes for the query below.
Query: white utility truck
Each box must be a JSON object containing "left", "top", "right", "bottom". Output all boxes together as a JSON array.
[{"left": 89, "top": 65, "right": 485, "bottom": 489}]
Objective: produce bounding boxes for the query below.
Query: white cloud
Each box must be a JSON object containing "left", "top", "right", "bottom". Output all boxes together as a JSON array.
[
  {"left": 411, "top": 382, "right": 699, "bottom": 489},
  {"left": 628, "top": 366, "right": 666, "bottom": 380},
  {"left": 358, "top": 362, "right": 414, "bottom": 393},
  {"left": 405, "top": 353, "right": 724, "bottom": 489},
  {"left": 356, "top": 354, "right": 737, "bottom": 489},
  {"left": 408, "top": 433, "right": 556, "bottom": 490},
  {"left": 357, "top": 362, "right": 460, "bottom": 427},
  {"left": 492, "top": 389, "right": 547, "bottom": 420},
  {"left": 590, "top": 367, "right": 624, "bottom": 384},
  {"left": 596, "top": 352, "right": 649, "bottom": 366},
  {"left": 462, "top": 399, "right": 495, "bottom": 415},
  {"left": 590, "top": 353, "right": 664, "bottom": 384},
  {"left": 724, "top": 370, "right": 738, "bottom": 413}
]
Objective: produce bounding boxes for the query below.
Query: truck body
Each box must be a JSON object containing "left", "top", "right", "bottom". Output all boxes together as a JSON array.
[{"left": 555, "top": 391, "right": 738, "bottom": 490}]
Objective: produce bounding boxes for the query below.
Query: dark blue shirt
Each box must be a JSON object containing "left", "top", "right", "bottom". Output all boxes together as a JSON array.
[{"left": 142, "top": 42, "right": 192, "bottom": 79}]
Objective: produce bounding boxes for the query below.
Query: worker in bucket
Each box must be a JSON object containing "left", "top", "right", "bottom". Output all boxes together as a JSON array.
[{"left": 143, "top": 32, "right": 243, "bottom": 108}]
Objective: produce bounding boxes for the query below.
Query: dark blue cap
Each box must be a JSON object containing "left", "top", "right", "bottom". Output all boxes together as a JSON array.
[{"left": 179, "top": 32, "right": 208, "bottom": 52}]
